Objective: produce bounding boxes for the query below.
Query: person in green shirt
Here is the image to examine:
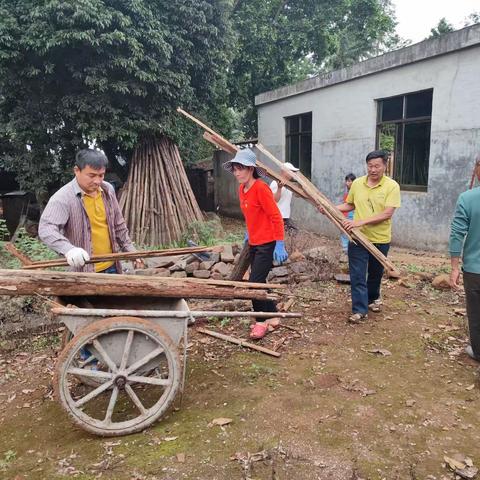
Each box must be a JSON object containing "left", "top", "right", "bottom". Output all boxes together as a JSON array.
[
  {"left": 335, "top": 150, "right": 401, "bottom": 324},
  {"left": 449, "top": 159, "right": 480, "bottom": 361}
]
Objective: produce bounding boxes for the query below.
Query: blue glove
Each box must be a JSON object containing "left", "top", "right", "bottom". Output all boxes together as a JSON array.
[
  {"left": 244, "top": 231, "right": 249, "bottom": 245},
  {"left": 273, "top": 240, "right": 288, "bottom": 263}
]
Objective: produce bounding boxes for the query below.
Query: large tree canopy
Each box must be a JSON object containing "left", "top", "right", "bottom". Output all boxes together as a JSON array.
[
  {"left": 0, "top": 0, "right": 404, "bottom": 196},
  {"left": 229, "top": 0, "right": 404, "bottom": 135},
  {"left": 0, "top": 0, "right": 231, "bottom": 195}
]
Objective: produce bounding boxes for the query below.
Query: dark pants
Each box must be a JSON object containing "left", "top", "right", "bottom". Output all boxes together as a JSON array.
[
  {"left": 249, "top": 241, "right": 277, "bottom": 318},
  {"left": 348, "top": 242, "right": 390, "bottom": 315},
  {"left": 464, "top": 272, "right": 480, "bottom": 356}
]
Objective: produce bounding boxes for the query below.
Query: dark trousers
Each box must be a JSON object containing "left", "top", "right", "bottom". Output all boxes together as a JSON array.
[
  {"left": 249, "top": 241, "right": 277, "bottom": 317},
  {"left": 464, "top": 272, "right": 480, "bottom": 356},
  {"left": 348, "top": 242, "right": 390, "bottom": 315}
]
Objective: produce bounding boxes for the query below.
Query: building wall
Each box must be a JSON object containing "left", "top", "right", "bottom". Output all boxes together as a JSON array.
[{"left": 257, "top": 46, "right": 480, "bottom": 250}]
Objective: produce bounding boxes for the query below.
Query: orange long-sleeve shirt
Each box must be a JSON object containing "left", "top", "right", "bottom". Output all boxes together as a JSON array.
[{"left": 239, "top": 180, "right": 284, "bottom": 246}]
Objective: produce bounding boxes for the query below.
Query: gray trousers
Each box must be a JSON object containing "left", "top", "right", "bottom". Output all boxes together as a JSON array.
[{"left": 464, "top": 272, "right": 480, "bottom": 356}]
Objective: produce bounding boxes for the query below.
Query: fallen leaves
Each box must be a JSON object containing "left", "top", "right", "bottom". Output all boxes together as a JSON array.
[
  {"left": 444, "top": 454, "right": 478, "bottom": 479},
  {"left": 365, "top": 348, "right": 392, "bottom": 357},
  {"left": 209, "top": 417, "right": 233, "bottom": 427}
]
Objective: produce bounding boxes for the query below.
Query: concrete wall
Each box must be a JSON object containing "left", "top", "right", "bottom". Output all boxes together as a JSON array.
[{"left": 255, "top": 45, "right": 480, "bottom": 250}]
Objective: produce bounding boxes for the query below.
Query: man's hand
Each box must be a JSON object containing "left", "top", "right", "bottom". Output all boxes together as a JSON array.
[
  {"left": 65, "top": 247, "right": 90, "bottom": 267},
  {"left": 342, "top": 218, "right": 365, "bottom": 232},
  {"left": 450, "top": 267, "right": 461, "bottom": 289}
]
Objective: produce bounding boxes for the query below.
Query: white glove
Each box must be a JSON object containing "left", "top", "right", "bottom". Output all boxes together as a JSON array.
[{"left": 65, "top": 247, "right": 90, "bottom": 267}]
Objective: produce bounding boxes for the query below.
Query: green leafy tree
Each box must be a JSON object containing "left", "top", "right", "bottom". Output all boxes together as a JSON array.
[
  {"left": 0, "top": 0, "right": 232, "bottom": 201},
  {"left": 229, "top": 0, "right": 404, "bottom": 135},
  {"left": 428, "top": 17, "right": 454, "bottom": 39}
]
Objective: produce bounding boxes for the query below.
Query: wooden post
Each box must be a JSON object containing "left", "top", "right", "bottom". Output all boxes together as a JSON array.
[{"left": 229, "top": 243, "right": 251, "bottom": 281}]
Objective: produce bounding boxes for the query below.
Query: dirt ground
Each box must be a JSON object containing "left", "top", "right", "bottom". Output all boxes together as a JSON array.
[{"left": 1, "top": 224, "right": 479, "bottom": 480}]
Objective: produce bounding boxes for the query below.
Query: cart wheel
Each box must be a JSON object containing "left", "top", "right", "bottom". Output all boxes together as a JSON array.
[{"left": 55, "top": 317, "right": 181, "bottom": 436}]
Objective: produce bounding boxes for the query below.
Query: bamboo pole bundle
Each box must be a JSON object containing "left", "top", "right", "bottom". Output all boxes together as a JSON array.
[
  {"left": 119, "top": 136, "right": 204, "bottom": 246},
  {"left": 177, "top": 108, "right": 400, "bottom": 276}
]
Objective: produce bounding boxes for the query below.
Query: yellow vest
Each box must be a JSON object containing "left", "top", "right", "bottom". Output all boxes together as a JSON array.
[
  {"left": 83, "top": 191, "right": 114, "bottom": 272},
  {"left": 346, "top": 175, "right": 401, "bottom": 243}
]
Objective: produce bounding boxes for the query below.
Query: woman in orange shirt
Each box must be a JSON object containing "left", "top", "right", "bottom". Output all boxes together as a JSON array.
[{"left": 224, "top": 148, "right": 288, "bottom": 339}]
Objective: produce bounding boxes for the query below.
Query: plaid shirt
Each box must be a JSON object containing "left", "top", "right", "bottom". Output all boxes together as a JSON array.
[{"left": 38, "top": 178, "right": 135, "bottom": 272}]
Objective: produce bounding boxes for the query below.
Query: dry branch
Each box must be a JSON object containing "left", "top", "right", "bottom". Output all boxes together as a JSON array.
[{"left": 197, "top": 328, "right": 281, "bottom": 357}]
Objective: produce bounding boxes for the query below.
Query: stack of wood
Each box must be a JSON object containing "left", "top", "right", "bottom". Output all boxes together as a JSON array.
[
  {"left": 119, "top": 136, "right": 204, "bottom": 246},
  {"left": 177, "top": 108, "right": 400, "bottom": 277}
]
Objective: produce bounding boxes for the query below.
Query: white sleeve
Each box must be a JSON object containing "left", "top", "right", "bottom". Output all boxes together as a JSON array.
[{"left": 270, "top": 181, "right": 278, "bottom": 194}]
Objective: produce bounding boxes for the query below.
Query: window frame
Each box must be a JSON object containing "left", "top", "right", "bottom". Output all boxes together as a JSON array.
[
  {"left": 285, "top": 112, "right": 312, "bottom": 178},
  {"left": 375, "top": 89, "right": 433, "bottom": 192}
]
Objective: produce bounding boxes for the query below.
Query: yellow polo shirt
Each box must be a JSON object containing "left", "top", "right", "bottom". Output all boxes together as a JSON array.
[
  {"left": 346, "top": 175, "right": 401, "bottom": 244},
  {"left": 83, "top": 190, "right": 114, "bottom": 272}
]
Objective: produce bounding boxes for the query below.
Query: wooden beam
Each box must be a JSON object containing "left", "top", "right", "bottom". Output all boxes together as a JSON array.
[
  {"left": 0, "top": 269, "right": 282, "bottom": 301},
  {"left": 177, "top": 108, "right": 398, "bottom": 275}
]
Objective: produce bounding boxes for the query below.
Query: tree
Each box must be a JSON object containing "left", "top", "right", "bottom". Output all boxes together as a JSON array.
[
  {"left": 428, "top": 17, "right": 454, "bottom": 39},
  {"left": 0, "top": 0, "right": 232, "bottom": 200},
  {"left": 228, "top": 0, "right": 403, "bottom": 135}
]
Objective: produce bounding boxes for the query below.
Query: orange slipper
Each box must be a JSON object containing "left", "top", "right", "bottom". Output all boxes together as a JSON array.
[{"left": 249, "top": 322, "right": 269, "bottom": 340}]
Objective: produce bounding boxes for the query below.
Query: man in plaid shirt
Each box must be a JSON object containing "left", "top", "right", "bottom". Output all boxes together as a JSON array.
[{"left": 39, "top": 149, "right": 139, "bottom": 273}]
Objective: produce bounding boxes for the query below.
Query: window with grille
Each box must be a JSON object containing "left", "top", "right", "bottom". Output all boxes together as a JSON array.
[{"left": 376, "top": 89, "right": 433, "bottom": 191}]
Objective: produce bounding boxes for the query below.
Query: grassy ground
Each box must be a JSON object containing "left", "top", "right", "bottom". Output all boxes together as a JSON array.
[{"left": 0, "top": 228, "right": 479, "bottom": 479}]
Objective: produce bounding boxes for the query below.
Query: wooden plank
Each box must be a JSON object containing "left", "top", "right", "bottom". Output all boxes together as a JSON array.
[
  {"left": 197, "top": 328, "right": 281, "bottom": 357},
  {"left": 255, "top": 143, "right": 399, "bottom": 275},
  {"left": 178, "top": 109, "right": 384, "bottom": 266}
]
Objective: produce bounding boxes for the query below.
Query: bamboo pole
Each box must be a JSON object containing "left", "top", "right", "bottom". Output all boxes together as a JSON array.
[
  {"left": 20, "top": 246, "right": 223, "bottom": 270},
  {"left": 51, "top": 307, "right": 301, "bottom": 319}
]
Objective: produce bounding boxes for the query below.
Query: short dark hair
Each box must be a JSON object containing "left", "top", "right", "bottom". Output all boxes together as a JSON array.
[
  {"left": 75, "top": 149, "right": 108, "bottom": 170},
  {"left": 345, "top": 173, "right": 356, "bottom": 182},
  {"left": 365, "top": 150, "right": 389, "bottom": 164}
]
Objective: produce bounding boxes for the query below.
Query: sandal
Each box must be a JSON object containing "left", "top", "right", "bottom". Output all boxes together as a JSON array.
[
  {"left": 368, "top": 299, "right": 382, "bottom": 313},
  {"left": 348, "top": 313, "right": 368, "bottom": 324},
  {"left": 249, "top": 322, "right": 269, "bottom": 340}
]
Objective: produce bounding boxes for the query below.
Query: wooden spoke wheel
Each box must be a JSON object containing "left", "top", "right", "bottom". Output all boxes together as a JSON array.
[{"left": 55, "top": 317, "right": 181, "bottom": 436}]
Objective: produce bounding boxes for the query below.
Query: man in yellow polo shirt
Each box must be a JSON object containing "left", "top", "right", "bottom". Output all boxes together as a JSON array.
[{"left": 336, "top": 150, "right": 401, "bottom": 324}]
